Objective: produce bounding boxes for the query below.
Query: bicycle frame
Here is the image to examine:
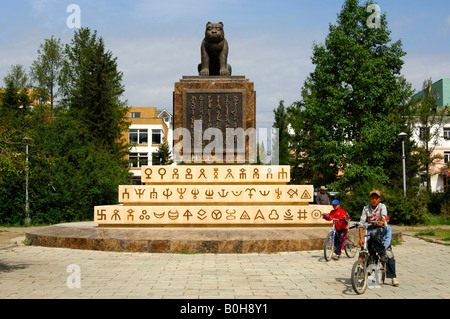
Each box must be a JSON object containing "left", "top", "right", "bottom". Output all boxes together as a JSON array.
[
  {"left": 351, "top": 221, "right": 386, "bottom": 294},
  {"left": 323, "top": 218, "right": 357, "bottom": 261}
]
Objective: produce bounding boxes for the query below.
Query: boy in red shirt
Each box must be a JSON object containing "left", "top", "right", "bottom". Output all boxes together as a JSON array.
[{"left": 322, "top": 200, "right": 349, "bottom": 260}]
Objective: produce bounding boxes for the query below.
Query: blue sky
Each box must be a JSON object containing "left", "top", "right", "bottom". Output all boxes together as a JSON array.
[{"left": 1, "top": 0, "right": 450, "bottom": 129}]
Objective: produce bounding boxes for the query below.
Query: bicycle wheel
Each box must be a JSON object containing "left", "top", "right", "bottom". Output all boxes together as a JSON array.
[
  {"left": 344, "top": 233, "right": 357, "bottom": 258},
  {"left": 323, "top": 232, "right": 335, "bottom": 261},
  {"left": 351, "top": 259, "right": 367, "bottom": 294}
]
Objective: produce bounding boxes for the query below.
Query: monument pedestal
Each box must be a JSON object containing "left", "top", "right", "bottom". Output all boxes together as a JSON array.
[{"left": 173, "top": 76, "right": 256, "bottom": 164}]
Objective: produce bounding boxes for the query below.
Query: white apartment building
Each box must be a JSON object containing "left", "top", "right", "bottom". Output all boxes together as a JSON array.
[{"left": 411, "top": 120, "right": 450, "bottom": 192}]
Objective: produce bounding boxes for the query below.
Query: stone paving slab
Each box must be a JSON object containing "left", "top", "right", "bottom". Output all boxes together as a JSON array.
[{"left": 0, "top": 235, "right": 448, "bottom": 299}]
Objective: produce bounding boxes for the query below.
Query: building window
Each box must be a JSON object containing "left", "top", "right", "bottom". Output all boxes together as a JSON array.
[
  {"left": 419, "top": 127, "right": 429, "bottom": 140},
  {"left": 444, "top": 128, "right": 450, "bottom": 140},
  {"left": 130, "top": 112, "right": 141, "bottom": 118},
  {"left": 152, "top": 129, "right": 162, "bottom": 144},
  {"left": 129, "top": 129, "right": 148, "bottom": 144},
  {"left": 129, "top": 153, "right": 148, "bottom": 168},
  {"left": 162, "top": 115, "right": 169, "bottom": 122},
  {"left": 444, "top": 152, "right": 450, "bottom": 164}
]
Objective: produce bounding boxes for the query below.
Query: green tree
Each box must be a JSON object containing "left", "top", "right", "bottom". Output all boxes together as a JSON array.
[
  {"left": 30, "top": 36, "right": 64, "bottom": 111},
  {"left": 272, "top": 100, "right": 290, "bottom": 165},
  {"left": 291, "top": 0, "right": 410, "bottom": 189},
  {"left": 59, "top": 27, "right": 129, "bottom": 152},
  {"left": 2, "top": 65, "right": 32, "bottom": 112},
  {"left": 152, "top": 138, "right": 173, "bottom": 165}
]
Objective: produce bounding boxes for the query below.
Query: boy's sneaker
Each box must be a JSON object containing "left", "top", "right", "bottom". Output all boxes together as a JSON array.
[
  {"left": 391, "top": 278, "right": 399, "bottom": 286},
  {"left": 333, "top": 255, "right": 340, "bottom": 260}
]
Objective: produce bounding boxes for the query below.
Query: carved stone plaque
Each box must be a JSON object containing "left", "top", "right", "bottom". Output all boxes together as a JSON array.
[
  {"left": 140, "top": 165, "right": 290, "bottom": 184},
  {"left": 173, "top": 76, "right": 255, "bottom": 164},
  {"left": 94, "top": 205, "right": 333, "bottom": 226}
]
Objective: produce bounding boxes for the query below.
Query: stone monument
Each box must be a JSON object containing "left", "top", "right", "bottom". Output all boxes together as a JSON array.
[
  {"left": 94, "top": 22, "right": 332, "bottom": 228},
  {"left": 174, "top": 22, "right": 255, "bottom": 164}
]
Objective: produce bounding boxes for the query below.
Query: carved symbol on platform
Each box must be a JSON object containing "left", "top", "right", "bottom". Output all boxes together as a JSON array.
[
  {"left": 218, "top": 189, "right": 229, "bottom": 198},
  {"left": 232, "top": 191, "right": 242, "bottom": 196},
  {"left": 213, "top": 168, "right": 219, "bottom": 179},
  {"left": 301, "top": 190, "right": 312, "bottom": 199},
  {"left": 158, "top": 168, "right": 166, "bottom": 180},
  {"left": 311, "top": 209, "right": 322, "bottom": 219},
  {"left": 96, "top": 209, "right": 106, "bottom": 221},
  {"left": 172, "top": 168, "right": 179, "bottom": 179},
  {"left": 184, "top": 210, "right": 193, "bottom": 221},
  {"left": 226, "top": 209, "right": 236, "bottom": 220},
  {"left": 287, "top": 189, "right": 298, "bottom": 199},
  {"left": 197, "top": 209, "right": 207, "bottom": 220},
  {"left": 205, "top": 189, "right": 214, "bottom": 199},
  {"left": 154, "top": 211, "right": 165, "bottom": 219},
  {"left": 149, "top": 188, "right": 157, "bottom": 199},
  {"left": 253, "top": 168, "right": 259, "bottom": 179},
  {"left": 278, "top": 168, "right": 288, "bottom": 179},
  {"left": 144, "top": 168, "right": 152, "bottom": 179},
  {"left": 127, "top": 209, "right": 134, "bottom": 221},
  {"left": 140, "top": 210, "right": 150, "bottom": 220},
  {"left": 245, "top": 188, "right": 256, "bottom": 198},
  {"left": 121, "top": 188, "right": 130, "bottom": 200},
  {"left": 191, "top": 188, "right": 199, "bottom": 199},
  {"left": 211, "top": 210, "right": 222, "bottom": 220},
  {"left": 198, "top": 168, "right": 207, "bottom": 179},
  {"left": 267, "top": 168, "right": 273, "bottom": 179},
  {"left": 255, "top": 210, "right": 265, "bottom": 220},
  {"left": 283, "top": 209, "right": 293, "bottom": 220},
  {"left": 163, "top": 188, "right": 173, "bottom": 199},
  {"left": 298, "top": 209, "right": 308, "bottom": 220},
  {"left": 240, "top": 211, "right": 251, "bottom": 220},
  {"left": 185, "top": 168, "right": 193, "bottom": 179},
  {"left": 269, "top": 209, "right": 279, "bottom": 220},
  {"left": 275, "top": 188, "right": 282, "bottom": 199},
  {"left": 135, "top": 188, "right": 145, "bottom": 199},
  {"left": 225, "top": 169, "right": 234, "bottom": 179},
  {"left": 239, "top": 168, "right": 247, "bottom": 179},
  {"left": 168, "top": 210, "right": 179, "bottom": 220},
  {"left": 177, "top": 188, "right": 186, "bottom": 199},
  {"left": 259, "top": 190, "right": 270, "bottom": 197},
  {"left": 112, "top": 209, "right": 121, "bottom": 221}
]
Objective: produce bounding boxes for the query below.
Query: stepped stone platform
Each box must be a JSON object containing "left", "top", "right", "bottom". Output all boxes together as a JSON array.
[{"left": 25, "top": 222, "right": 403, "bottom": 254}]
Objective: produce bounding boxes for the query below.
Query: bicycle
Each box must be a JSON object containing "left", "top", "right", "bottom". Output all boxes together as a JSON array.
[
  {"left": 323, "top": 218, "right": 358, "bottom": 261},
  {"left": 351, "top": 221, "right": 387, "bottom": 294}
]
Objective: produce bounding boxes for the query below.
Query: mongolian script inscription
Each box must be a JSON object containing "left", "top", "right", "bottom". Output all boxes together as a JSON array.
[{"left": 184, "top": 92, "right": 243, "bottom": 150}]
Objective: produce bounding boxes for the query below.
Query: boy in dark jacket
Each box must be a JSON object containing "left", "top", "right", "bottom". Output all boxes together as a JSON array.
[{"left": 322, "top": 200, "right": 349, "bottom": 260}]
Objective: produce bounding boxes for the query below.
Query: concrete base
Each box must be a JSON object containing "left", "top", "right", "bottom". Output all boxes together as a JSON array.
[{"left": 25, "top": 222, "right": 403, "bottom": 254}]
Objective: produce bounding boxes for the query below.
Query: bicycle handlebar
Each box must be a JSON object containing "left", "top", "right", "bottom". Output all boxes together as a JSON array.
[{"left": 359, "top": 221, "right": 382, "bottom": 228}]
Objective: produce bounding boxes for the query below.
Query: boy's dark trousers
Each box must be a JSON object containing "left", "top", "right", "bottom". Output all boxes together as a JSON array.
[
  {"left": 334, "top": 228, "right": 348, "bottom": 256},
  {"left": 385, "top": 247, "right": 396, "bottom": 278},
  {"left": 367, "top": 226, "right": 387, "bottom": 256}
]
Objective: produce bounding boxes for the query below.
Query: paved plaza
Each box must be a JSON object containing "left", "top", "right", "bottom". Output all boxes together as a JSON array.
[{"left": 0, "top": 234, "right": 448, "bottom": 299}]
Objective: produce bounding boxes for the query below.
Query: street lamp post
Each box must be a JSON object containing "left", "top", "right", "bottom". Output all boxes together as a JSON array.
[
  {"left": 24, "top": 137, "right": 31, "bottom": 225},
  {"left": 399, "top": 132, "right": 407, "bottom": 198}
]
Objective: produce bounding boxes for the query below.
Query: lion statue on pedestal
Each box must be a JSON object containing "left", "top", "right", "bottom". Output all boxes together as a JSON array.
[{"left": 198, "top": 22, "right": 232, "bottom": 76}]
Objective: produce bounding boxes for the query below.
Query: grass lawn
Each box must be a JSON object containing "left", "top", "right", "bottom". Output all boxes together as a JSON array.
[{"left": 408, "top": 228, "right": 450, "bottom": 242}]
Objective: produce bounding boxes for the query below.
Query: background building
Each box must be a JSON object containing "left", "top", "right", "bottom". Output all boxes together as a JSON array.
[
  {"left": 125, "top": 107, "right": 173, "bottom": 184},
  {"left": 411, "top": 78, "right": 450, "bottom": 192}
]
